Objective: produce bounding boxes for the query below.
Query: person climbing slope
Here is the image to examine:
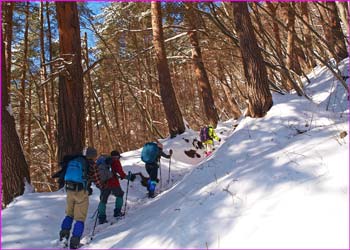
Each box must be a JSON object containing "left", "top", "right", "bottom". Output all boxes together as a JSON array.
[
  {"left": 97, "top": 150, "right": 135, "bottom": 224},
  {"left": 141, "top": 142, "right": 172, "bottom": 198}
]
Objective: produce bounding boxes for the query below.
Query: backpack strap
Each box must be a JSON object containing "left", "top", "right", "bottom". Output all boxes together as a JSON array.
[{"left": 81, "top": 156, "right": 89, "bottom": 190}]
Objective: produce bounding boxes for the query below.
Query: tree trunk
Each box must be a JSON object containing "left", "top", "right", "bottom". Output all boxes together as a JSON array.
[
  {"left": 326, "top": 2, "right": 348, "bottom": 61},
  {"left": 40, "top": 2, "right": 55, "bottom": 187},
  {"left": 151, "top": 1, "right": 185, "bottom": 137},
  {"left": 19, "top": 2, "right": 29, "bottom": 144},
  {"left": 27, "top": 80, "right": 32, "bottom": 166},
  {"left": 284, "top": 3, "right": 302, "bottom": 79},
  {"left": 318, "top": 2, "right": 347, "bottom": 62},
  {"left": 46, "top": 1, "right": 58, "bottom": 149},
  {"left": 216, "top": 58, "right": 242, "bottom": 120},
  {"left": 232, "top": 2, "right": 273, "bottom": 118},
  {"left": 300, "top": 2, "right": 317, "bottom": 69},
  {"left": 56, "top": 2, "right": 85, "bottom": 161},
  {"left": 83, "top": 32, "right": 94, "bottom": 148},
  {"left": 335, "top": 2, "right": 349, "bottom": 44},
  {"left": 185, "top": 3, "right": 219, "bottom": 127},
  {"left": 266, "top": 2, "right": 289, "bottom": 89},
  {"left": 2, "top": 2, "right": 31, "bottom": 208}
]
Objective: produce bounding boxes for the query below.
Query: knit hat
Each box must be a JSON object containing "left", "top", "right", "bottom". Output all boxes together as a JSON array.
[
  {"left": 111, "top": 150, "right": 121, "bottom": 158},
  {"left": 85, "top": 147, "right": 97, "bottom": 159}
]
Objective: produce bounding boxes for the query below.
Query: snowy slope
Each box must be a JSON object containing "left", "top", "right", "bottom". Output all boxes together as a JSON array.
[{"left": 2, "top": 59, "right": 349, "bottom": 249}]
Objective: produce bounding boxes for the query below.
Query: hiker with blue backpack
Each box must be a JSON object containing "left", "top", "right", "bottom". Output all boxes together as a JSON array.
[
  {"left": 59, "top": 147, "right": 98, "bottom": 249},
  {"left": 97, "top": 151, "right": 136, "bottom": 224},
  {"left": 200, "top": 125, "right": 221, "bottom": 157},
  {"left": 141, "top": 142, "right": 173, "bottom": 198}
]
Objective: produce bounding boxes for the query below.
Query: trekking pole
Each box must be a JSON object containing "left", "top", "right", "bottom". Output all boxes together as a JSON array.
[
  {"left": 167, "top": 156, "right": 171, "bottom": 184},
  {"left": 90, "top": 210, "right": 99, "bottom": 241},
  {"left": 159, "top": 160, "right": 162, "bottom": 190},
  {"left": 90, "top": 207, "right": 98, "bottom": 219},
  {"left": 123, "top": 171, "right": 131, "bottom": 215}
]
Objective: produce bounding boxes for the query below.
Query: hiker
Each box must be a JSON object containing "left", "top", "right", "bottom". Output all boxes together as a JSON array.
[
  {"left": 200, "top": 125, "right": 221, "bottom": 157},
  {"left": 52, "top": 155, "right": 93, "bottom": 195},
  {"left": 141, "top": 142, "right": 172, "bottom": 198},
  {"left": 97, "top": 150, "right": 136, "bottom": 224},
  {"left": 59, "top": 147, "right": 98, "bottom": 249}
]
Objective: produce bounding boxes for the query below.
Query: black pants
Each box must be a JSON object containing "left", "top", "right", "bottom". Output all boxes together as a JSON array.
[{"left": 145, "top": 162, "right": 158, "bottom": 182}]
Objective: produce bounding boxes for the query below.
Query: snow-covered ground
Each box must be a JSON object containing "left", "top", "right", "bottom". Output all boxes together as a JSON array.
[{"left": 2, "top": 59, "right": 349, "bottom": 249}]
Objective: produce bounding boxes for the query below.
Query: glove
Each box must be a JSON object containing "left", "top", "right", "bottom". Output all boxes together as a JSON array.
[
  {"left": 127, "top": 173, "right": 136, "bottom": 182},
  {"left": 169, "top": 149, "right": 173, "bottom": 155},
  {"left": 87, "top": 186, "right": 93, "bottom": 196}
]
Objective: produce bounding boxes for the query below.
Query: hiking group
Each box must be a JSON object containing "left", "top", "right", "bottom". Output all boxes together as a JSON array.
[
  {"left": 54, "top": 125, "right": 219, "bottom": 249},
  {"left": 55, "top": 142, "right": 172, "bottom": 248}
]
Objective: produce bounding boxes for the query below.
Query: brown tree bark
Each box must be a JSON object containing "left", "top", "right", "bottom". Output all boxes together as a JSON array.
[
  {"left": 83, "top": 32, "right": 94, "bottom": 148},
  {"left": 300, "top": 2, "right": 317, "bottom": 69},
  {"left": 40, "top": 2, "right": 52, "bottom": 146},
  {"left": 27, "top": 80, "right": 32, "bottom": 165},
  {"left": 318, "top": 2, "right": 347, "bottom": 62},
  {"left": 284, "top": 3, "right": 302, "bottom": 80},
  {"left": 266, "top": 2, "right": 289, "bottom": 89},
  {"left": 19, "top": 2, "right": 29, "bottom": 144},
  {"left": 56, "top": 2, "right": 85, "bottom": 161},
  {"left": 216, "top": 58, "right": 242, "bottom": 120},
  {"left": 40, "top": 2, "right": 55, "bottom": 187},
  {"left": 335, "top": 2, "right": 349, "bottom": 43},
  {"left": 151, "top": 1, "right": 185, "bottom": 137},
  {"left": 2, "top": 2, "right": 31, "bottom": 207},
  {"left": 185, "top": 3, "right": 219, "bottom": 127},
  {"left": 326, "top": 2, "right": 348, "bottom": 61},
  {"left": 46, "top": 1, "right": 58, "bottom": 147},
  {"left": 232, "top": 2, "right": 273, "bottom": 118}
]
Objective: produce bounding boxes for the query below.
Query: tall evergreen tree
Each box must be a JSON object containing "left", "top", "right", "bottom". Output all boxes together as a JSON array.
[
  {"left": 232, "top": 2, "right": 273, "bottom": 117},
  {"left": 2, "top": 2, "right": 31, "bottom": 207},
  {"left": 56, "top": 2, "right": 85, "bottom": 161},
  {"left": 151, "top": 1, "right": 185, "bottom": 137},
  {"left": 185, "top": 2, "right": 219, "bottom": 127}
]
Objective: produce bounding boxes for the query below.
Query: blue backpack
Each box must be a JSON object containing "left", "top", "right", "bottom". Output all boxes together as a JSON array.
[
  {"left": 64, "top": 156, "right": 87, "bottom": 186},
  {"left": 141, "top": 142, "right": 159, "bottom": 164},
  {"left": 200, "top": 126, "right": 210, "bottom": 142}
]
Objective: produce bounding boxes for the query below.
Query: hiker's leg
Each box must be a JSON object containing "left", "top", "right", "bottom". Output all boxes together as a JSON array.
[
  {"left": 73, "top": 190, "right": 89, "bottom": 222},
  {"left": 98, "top": 189, "right": 110, "bottom": 223},
  {"left": 112, "top": 187, "right": 124, "bottom": 216},
  {"left": 147, "top": 165, "right": 158, "bottom": 197}
]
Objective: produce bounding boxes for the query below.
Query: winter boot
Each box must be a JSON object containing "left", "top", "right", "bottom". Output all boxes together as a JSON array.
[
  {"left": 113, "top": 208, "right": 124, "bottom": 217},
  {"left": 59, "top": 229, "right": 70, "bottom": 241},
  {"left": 98, "top": 215, "right": 108, "bottom": 224},
  {"left": 69, "top": 236, "right": 81, "bottom": 249},
  {"left": 60, "top": 215, "right": 73, "bottom": 241},
  {"left": 113, "top": 197, "right": 124, "bottom": 217},
  {"left": 147, "top": 179, "right": 157, "bottom": 198}
]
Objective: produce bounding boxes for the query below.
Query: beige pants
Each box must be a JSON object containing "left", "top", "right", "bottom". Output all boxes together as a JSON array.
[{"left": 66, "top": 190, "right": 89, "bottom": 221}]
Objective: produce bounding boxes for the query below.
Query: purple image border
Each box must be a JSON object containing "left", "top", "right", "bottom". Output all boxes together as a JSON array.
[{"left": 0, "top": 0, "right": 349, "bottom": 250}]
